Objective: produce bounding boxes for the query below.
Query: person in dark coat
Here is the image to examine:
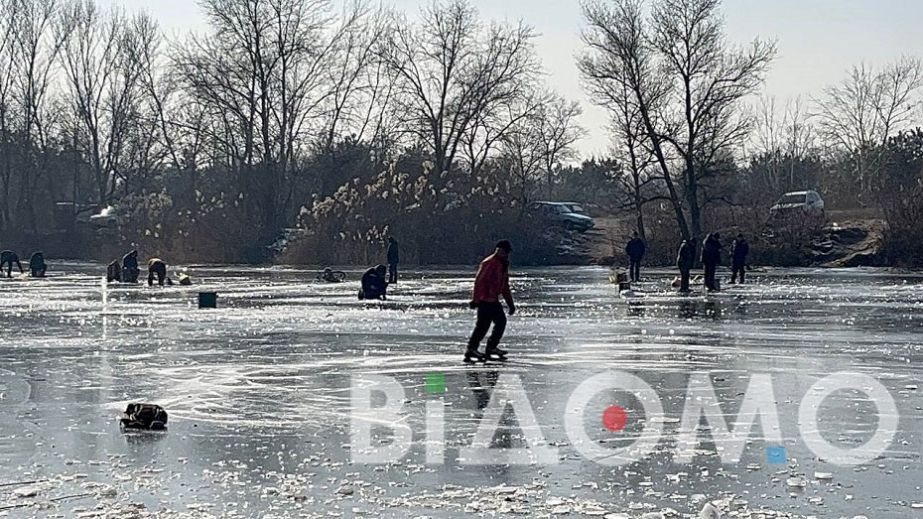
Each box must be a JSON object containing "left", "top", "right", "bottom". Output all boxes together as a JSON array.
[
  {"left": 0, "top": 250, "right": 23, "bottom": 278},
  {"left": 29, "top": 252, "right": 47, "bottom": 278},
  {"left": 387, "top": 237, "right": 400, "bottom": 284},
  {"left": 625, "top": 232, "right": 646, "bottom": 282},
  {"left": 107, "top": 260, "right": 123, "bottom": 283},
  {"left": 359, "top": 264, "right": 388, "bottom": 300},
  {"left": 701, "top": 233, "right": 723, "bottom": 292},
  {"left": 148, "top": 258, "right": 169, "bottom": 286},
  {"left": 676, "top": 239, "right": 696, "bottom": 293},
  {"left": 730, "top": 234, "right": 750, "bottom": 284},
  {"left": 122, "top": 250, "right": 140, "bottom": 283}
]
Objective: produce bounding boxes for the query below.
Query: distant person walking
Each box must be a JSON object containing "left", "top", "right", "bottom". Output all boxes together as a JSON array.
[
  {"left": 0, "top": 250, "right": 23, "bottom": 278},
  {"left": 730, "top": 234, "right": 750, "bottom": 284},
  {"left": 387, "top": 236, "right": 400, "bottom": 284},
  {"left": 701, "top": 233, "right": 723, "bottom": 292},
  {"left": 676, "top": 238, "right": 696, "bottom": 293},
  {"left": 466, "top": 240, "right": 516, "bottom": 363},
  {"left": 29, "top": 252, "right": 47, "bottom": 278},
  {"left": 625, "top": 232, "right": 646, "bottom": 283}
]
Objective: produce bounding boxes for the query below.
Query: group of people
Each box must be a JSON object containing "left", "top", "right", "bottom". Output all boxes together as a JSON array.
[
  {"left": 678, "top": 233, "right": 750, "bottom": 292},
  {"left": 1, "top": 250, "right": 47, "bottom": 278},
  {"left": 107, "top": 251, "right": 180, "bottom": 286},
  {"left": 625, "top": 232, "right": 751, "bottom": 293}
]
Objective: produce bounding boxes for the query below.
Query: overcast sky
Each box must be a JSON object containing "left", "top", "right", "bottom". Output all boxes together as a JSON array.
[{"left": 112, "top": 0, "right": 923, "bottom": 157}]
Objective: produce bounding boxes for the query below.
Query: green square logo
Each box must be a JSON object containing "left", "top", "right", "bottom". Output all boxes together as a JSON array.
[{"left": 425, "top": 373, "right": 446, "bottom": 394}]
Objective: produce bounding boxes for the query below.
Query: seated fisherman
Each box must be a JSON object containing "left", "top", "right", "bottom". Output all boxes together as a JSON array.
[
  {"left": 122, "top": 250, "right": 140, "bottom": 283},
  {"left": 29, "top": 252, "right": 47, "bottom": 278},
  {"left": 358, "top": 264, "right": 388, "bottom": 300},
  {"left": 107, "top": 260, "right": 123, "bottom": 283}
]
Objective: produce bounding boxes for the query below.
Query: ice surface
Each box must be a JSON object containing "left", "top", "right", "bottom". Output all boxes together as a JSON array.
[{"left": 1, "top": 264, "right": 922, "bottom": 517}]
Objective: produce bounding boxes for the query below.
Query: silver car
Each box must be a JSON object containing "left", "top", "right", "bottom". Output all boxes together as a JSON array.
[
  {"left": 529, "top": 201, "right": 595, "bottom": 232},
  {"left": 770, "top": 190, "right": 825, "bottom": 218}
]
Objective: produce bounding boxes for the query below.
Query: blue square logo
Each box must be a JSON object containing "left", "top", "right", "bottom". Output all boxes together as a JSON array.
[{"left": 766, "top": 446, "right": 786, "bottom": 465}]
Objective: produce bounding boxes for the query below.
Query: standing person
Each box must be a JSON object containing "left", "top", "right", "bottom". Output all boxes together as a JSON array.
[
  {"left": 148, "top": 258, "right": 169, "bottom": 286},
  {"left": 676, "top": 239, "right": 696, "bottom": 293},
  {"left": 730, "top": 234, "right": 750, "bottom": 284},
  {"left": 29, "top": 252, "right": 47, "bottom": 278},
  {"left": 122, "top": 250, "right": 140, "bottom": 283},
  {"left": 387, "top": 236, "right": 400, "bottom": 284},
  {"left": 466, "top": 240, "right": 516, "bottom": 363},
  {"left": 625, "top": 232, "right": 646, "bottom": 283},
  {"left": 701, "top": 233, "right": 723, "bottom": 292},
  {"left": 0, "top": 250, "right": 23, "bottom": 278}
]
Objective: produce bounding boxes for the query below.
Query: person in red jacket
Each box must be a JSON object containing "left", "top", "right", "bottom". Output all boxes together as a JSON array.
[{"left": 466, "top": 240, "right": 516, "bottom": 363}]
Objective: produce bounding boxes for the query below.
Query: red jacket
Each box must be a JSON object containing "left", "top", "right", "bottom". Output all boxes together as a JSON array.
[{"left": 472, "top": 253, "right": 512, "bottom": 303}]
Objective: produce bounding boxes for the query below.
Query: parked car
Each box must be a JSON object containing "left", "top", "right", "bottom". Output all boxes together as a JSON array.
[
  {"left": 769, "top": 190, "right": 825, "bottom": 218},
  {"left": 529, "top": 201, "right": 595, "bottom": 232}
]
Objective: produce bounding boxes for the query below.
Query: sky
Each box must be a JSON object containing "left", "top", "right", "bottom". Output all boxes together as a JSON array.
[{"left": 112, "top": 0, "right": 923, "bottom": 157}]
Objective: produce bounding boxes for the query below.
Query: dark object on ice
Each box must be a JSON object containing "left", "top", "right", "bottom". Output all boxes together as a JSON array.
[
  {"left": 701, "top": 233, "right": 723, "bottom": 292},
  {"left": 29, "top": 252, "right": 47, "bottom": 278},
  {"left": 359, "top": 264, "right": 388, "bottom": 300},
  {"left": 198, "top": 292, "right": 218, "bottom": 308},
  {"left": 467, "top": 241, "right": 515, "bottom": 362},
  {"left": 318, "top": 267, "right": 346, "bottom": 283},
  {"left": 0, "top": 250, "right": 23, "bottom": 278},
  {"left": 387, "top": 237, "right": 399, "bottom": 284},
  {"left": 120, "top": 403, "right": 168, "bottom": 431},
  {"left": 676, "top": 239, "right": 696, "bottom": 293},
  {"left": 625, "top": 232, "right": 645, "bottom": 282},
  {"left": 122, "top": 250, "right": 140, "bottom": 283},
  {"left": 107, "top": 260, "right": 122, "bottom": 283},
  {"left": 178, "top": 273, "right": 192, "bottom": 286},
  {"left": 148, "top": 258, "right": 168, "bottom": 286},
  {"left": 730, "top": 234, "right": 750, "bottom": 284}
]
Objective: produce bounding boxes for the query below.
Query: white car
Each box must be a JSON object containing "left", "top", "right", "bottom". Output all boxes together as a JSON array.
[{"left": 769, "top": 190, "right": 825, "bottom": 218}]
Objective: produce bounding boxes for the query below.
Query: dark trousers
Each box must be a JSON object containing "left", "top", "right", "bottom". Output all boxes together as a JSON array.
[
  {"left": 388, "top": 263, "right": 398, "bottom": 284},
  {"left": 703, "top": 262, "right": 718, "bottom": 291},
  {"left": 629, "top": 259, "right": 641, "bottom": 282},
  {"left": 468, "top": 302, "right": 507, "bottom": 353},
  {"left": 2, "top": 259, "right": 22, "bottom": 278},
  {"left": 679, "top": 267, "right": 691, "bottom": 292},
  {"left": 731, "top": 262, "right": 746, "bottom": 284},
  {"left": 148, "top": 264, "right": 166, "bottom": 286},
  {"left": 31, "top": 267, "right": 46, "bottom": 278}
]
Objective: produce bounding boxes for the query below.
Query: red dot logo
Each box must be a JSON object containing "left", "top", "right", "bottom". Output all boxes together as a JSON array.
[{"left": 602, "top": 406, "right": 628, "bottom": 432}]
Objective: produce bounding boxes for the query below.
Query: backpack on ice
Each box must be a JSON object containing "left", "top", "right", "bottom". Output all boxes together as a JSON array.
[{"left": 120, "top": 403, "right": 168, "bottom": 431}]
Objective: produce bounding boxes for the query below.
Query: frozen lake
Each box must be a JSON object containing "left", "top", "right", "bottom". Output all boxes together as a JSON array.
[{"left": 1, "top": 264, "right": 922, "bottom": 518}]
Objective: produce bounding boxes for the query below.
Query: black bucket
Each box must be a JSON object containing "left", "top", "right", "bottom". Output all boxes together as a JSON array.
[{"left": 198, "top": 292, "right": 218, "bottom": 309}]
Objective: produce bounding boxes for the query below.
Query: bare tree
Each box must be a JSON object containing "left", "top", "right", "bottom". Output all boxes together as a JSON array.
[
  {"left": 58, "top": 0, "right": 141, "bottom": 209},
  {"left": 814, "top": 57, "right": 923, "bottom": 197},
  {"left": 535, "top": 93, "right": 584, "bottom": 197},
  {"left": 10, "top": 0, "right": 67, "bottom": 229},
  {"left": 581, "top": 0, "right": 774, "bottom": 239},
  {"left": 382, "top": 0, "right": 540, "bottom": 178},
  {"left": 581, "top": 0, "right": 690, "bottom": 238}
]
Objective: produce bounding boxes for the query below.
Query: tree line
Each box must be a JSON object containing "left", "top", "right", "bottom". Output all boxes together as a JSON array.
[{"left": 1, "top": 0, "right": 921, "bottom": 265}]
